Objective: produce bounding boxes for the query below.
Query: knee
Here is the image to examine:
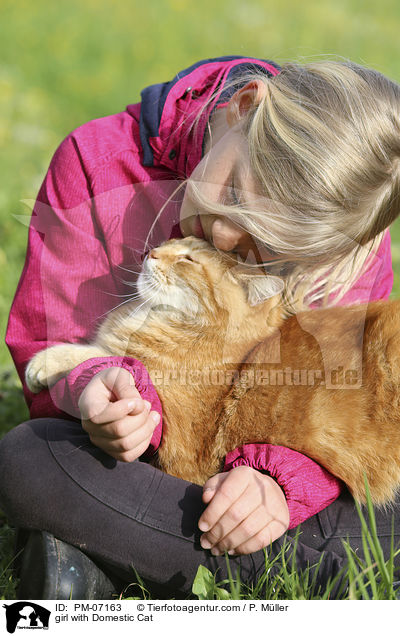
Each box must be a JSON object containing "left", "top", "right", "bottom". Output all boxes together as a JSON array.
[{"left": 0, "top": 419, "right": 50, "bottom": 527}]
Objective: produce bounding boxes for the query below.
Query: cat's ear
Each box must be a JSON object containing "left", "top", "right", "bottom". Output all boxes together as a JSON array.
[
  {"left": 242, "top": 274, "right": 284, "bottom": 306},
  {"left": 230, "top": 269, "right": 284, "bottom": 306}
]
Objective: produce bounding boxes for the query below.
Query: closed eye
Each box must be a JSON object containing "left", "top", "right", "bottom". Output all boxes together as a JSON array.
[{"left": 177, "top": 254, "right": 199, "bottom": 264}]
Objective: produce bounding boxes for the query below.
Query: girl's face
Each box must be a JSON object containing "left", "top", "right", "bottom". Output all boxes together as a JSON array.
[
  {"left": 180, "top": 127, "right": 255, "bottom": 253},
  {"left": 179, "top": 118, "right": 277, "bottom": 264}
]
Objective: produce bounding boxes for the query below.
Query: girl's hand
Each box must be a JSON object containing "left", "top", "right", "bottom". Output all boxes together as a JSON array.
[
  {"left": 198, "top": 465, "right": 289, "bottom": 555},
  {"left": 78, "top": 367, "right": 160, "bottom": 462}
]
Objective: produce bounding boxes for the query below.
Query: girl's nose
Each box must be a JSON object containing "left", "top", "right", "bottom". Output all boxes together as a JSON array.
[{"left": 211, "top": 218, "right": 244, "bottom": 251}]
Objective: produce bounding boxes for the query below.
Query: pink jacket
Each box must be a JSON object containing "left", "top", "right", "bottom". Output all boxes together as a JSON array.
[{"left": 6, "top": 56, "right": 393, "bottom": 529}]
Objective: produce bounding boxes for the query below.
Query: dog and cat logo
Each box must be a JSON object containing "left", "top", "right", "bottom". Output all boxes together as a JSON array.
[{"left": 2, "top": 602, "right": 51, "bottom": 633}]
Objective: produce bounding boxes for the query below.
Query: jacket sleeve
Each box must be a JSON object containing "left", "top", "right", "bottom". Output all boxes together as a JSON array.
[
  {"left": 224, "top": 444, "right": 343, "bottom": 529},
  {"left": 6, "top": 133, "right": 162, "bottom": 454},
  {"left": 50, "top": 356, "right": 163, "bottom": 455}
]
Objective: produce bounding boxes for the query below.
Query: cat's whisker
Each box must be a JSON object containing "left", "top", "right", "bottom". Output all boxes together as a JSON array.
[
  {"left": 103, "top": 283, "right": 157, "bottom": 299},
  {"left": 127, "top": 301, "right": 150, "bottom": 319},
  {"left": 126, "top": 239, "right": 152, "bottom": 251},
  {"left": 113, "top": 272, "right": 142, "bottom": 286},
  {"left": 113, "top": 273, "right": 159, "bottom": 291},
  {"left": 102, "top": 289, "right": 140, "bottom": 298},
  {"left": 95, "top": 286, "right": 161, "bottom": 322},
  {"left": 96, "top": 295, "right": 142, "bottom": 319},
  {"left": 123, "top": 279, "right": 142, "bottom": 288},
  {"left": 107, "top": 297, "right": 143, "bottom": 314},
  {"left": 103, "top": 281, "right": 162, "bottom": 317},
  {"left": 127, "top": 298, "right": 156, "bottom": 321},
  {"left": 143, "top": 180, "right": 187, "bottom": 253},
  {"left": 101, "top": 277, "right": 160, "bottom": 304},
  {"left": 115, "top": 263, "right": 143, "bottom": 275},
  {"left": 135, "top": 279, "right": 160, "bottom": 294},
  {"left": 117, "top": 239, "right": 151, "bottom": 257}
]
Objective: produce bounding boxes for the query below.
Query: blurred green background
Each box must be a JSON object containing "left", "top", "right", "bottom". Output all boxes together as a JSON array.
[{"left": 1, "top": 0, "right": 400, "bottom": 431}]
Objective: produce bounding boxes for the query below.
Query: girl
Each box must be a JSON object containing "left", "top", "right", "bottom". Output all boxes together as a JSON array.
[{"left": 1, "top": 55, "right": 400, "bottom": 599}]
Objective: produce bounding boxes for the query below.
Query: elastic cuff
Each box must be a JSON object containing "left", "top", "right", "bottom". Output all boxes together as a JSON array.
[
  {"left": 224, "top": 444, "right": 343, "bottom": 529},
  {"left": 50, "top": 357, "right": 163, "bottom": 455}
]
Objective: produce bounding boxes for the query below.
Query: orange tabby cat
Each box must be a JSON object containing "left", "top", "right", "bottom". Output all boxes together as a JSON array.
[{"left": 26, "top": 236, "right": 400, "bottom": 504}]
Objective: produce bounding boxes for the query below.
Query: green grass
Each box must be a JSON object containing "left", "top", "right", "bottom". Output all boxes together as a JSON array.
[
  {"left": 121, "top": 482, "right": 400, "bottom": 601},
  {"left": 188, "top": 480, "right": 400, "bottom": 601},
  {"left": 1, "top": 0, "right": 400, "bottom": 601}
]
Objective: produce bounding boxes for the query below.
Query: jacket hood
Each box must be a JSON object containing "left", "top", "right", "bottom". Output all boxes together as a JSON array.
[{"left": 128, "top": 56, "right": 280, "bottom": 178}]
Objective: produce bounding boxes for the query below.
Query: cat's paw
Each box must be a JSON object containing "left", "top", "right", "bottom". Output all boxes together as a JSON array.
[
  {"left": 25, "top": 343, "right": 100, "bottom": 393},
  {"left": 25, "top": 348, "right": 67, "bottom": 393},
  {"left": 25, "top": 351, "right": 51, "bottom": 393}
]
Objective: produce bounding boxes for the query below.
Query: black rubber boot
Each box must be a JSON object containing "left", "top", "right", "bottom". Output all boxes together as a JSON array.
[{"left": 16, "top": 530, "right": 120, "bottom": 600}]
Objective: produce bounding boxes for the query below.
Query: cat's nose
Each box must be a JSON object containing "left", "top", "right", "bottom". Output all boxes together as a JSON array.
[{"left": 148, "top": 249, "right": 159, "bottom": 259}]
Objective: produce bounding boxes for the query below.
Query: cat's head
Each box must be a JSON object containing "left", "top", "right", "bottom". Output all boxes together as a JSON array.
[{"left": 137, "top": 236, "right": 283, "bottom": 339}]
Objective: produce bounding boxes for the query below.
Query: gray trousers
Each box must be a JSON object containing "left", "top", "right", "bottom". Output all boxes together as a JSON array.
[{"left": 0, "top": 418, "right": 399, "bottom": 597}]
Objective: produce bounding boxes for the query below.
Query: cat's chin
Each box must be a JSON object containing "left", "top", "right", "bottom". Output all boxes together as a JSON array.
[
  {"left": 136, "top": 271, "right": 158, "bottom": 301},
  {"left": 134, "top": 286, "right": 200, "bottom": 321}
]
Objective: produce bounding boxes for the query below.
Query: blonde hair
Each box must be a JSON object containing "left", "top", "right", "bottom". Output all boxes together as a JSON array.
[{"left": 188, "top": 59, "right": 400, "bottom": 311}]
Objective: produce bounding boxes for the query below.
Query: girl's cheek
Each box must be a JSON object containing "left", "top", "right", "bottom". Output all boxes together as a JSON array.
[
  {"left": 179, "top": 197, "right": 195, "bottom": 235},
  {"left": 179, "top": 212, "right": 192, "bottom": 237}
]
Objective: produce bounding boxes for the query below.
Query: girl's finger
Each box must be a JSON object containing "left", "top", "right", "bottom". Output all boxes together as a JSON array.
[
  {"left": 198, "top": 469, "right": 249, "bottom": 533},
  {"left": 81, "top": 397, "right": 147, "bottom": 426},
  {"left": 201, "top": 472, "right": 228, "bottom": 504},
  {"left": 95, "top": 433, "right": 155, "bottom": 464},
  {"left": 209, "top": 505, "right": 271, "bottom": 554},
  {"left": 230, "top": 518, "right": 288, "bottom": 555},
  {"left": 93, "top": 413, "right": 159, "bottom": 453},
  {"left": 103, "top": 368, "right": 141, "bottom": 401},
  {"left": 83, "top": 403, "right": 155, "bottom": 440},
  {"left": 200, "top": 483, "right": 261, "bottom": 549}
]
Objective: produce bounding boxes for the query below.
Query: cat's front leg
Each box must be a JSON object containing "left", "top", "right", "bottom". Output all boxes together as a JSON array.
[{"left": 25, "top": 344, "right": 108, "bottom": 393}]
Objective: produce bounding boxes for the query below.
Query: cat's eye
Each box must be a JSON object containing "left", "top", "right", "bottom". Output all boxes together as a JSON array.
[{"left": 177, "top": 254, "right": 199, "bottom": 264}]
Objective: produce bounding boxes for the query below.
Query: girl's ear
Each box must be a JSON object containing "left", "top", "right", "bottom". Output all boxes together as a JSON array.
[{"left": 226, "top": 79, "right": 268, "bottom": 126}]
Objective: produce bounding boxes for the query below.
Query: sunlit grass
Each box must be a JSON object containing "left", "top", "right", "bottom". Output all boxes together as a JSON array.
[
  {"left": 120, "top": 481, "right": 400, "bottom": 601},
  {"left": 1, "top": 0, "right": 400, "bottom": 601}
]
